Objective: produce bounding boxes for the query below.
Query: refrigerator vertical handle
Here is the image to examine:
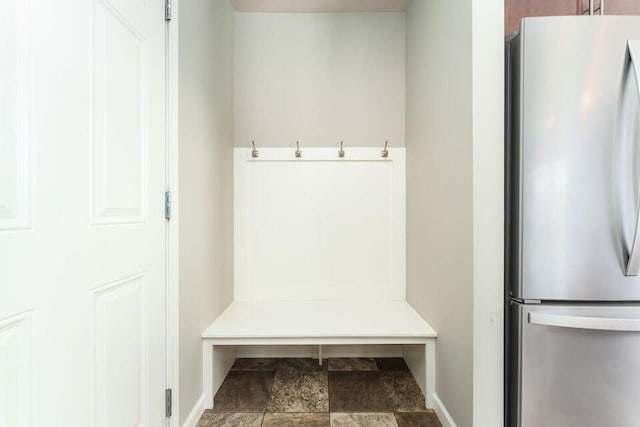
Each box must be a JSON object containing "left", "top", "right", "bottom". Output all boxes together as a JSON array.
[{"left": 624, "top": 41, "right": 640, "bottom": 276}]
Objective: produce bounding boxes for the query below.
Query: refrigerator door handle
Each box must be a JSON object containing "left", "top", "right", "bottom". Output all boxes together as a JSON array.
[
  {"left": 529, "top": 312, "right": 640, "bottom": 331},
  {"left": 624, "top": 40, "right": 640, "bottom": 276}
]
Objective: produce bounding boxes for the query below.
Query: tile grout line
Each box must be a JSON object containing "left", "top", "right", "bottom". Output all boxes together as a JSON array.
[
  {"left": 328, "top": 363, "right": 332, "bottom": 416},
  {"left": 260, "top": 367, "right": 278, "bottom": 427}
]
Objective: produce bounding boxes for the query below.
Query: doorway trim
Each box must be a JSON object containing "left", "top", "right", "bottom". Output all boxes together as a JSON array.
[{"left": 166, "top": 0, "right": 181, "bottom": 425}]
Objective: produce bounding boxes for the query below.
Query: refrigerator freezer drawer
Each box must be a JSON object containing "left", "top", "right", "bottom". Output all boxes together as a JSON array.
[{"left": 510, "top": 302, "right": 640, "bottom": 427}]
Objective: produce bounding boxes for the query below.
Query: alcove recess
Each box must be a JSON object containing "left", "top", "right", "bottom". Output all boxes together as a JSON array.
[{"left": 178, "top": 0, "right": 472, "bottom": 420}]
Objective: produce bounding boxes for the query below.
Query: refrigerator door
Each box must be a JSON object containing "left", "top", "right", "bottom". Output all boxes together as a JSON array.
[
  {"left": 510, "top": 302, "right": 640, "bottom": 427},
  {"left": 508, "top": 17, "right": 640, "bottom": 301}
]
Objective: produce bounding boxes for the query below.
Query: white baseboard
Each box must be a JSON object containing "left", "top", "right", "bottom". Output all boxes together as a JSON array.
[
  {"left": 432, "top": 393, "right": 457, "bottom": 427},
  {"left": 182, "top": 393, "right": 206, "bottom": 427}
]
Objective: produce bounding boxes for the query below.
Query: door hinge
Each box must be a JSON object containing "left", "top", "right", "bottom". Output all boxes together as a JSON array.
[
  {"left": 165, "top": 191, "right": 172, "bottom": 220},
  {"left": 165, "top": 388, "right": 172, "bottom": 417},
  {"left": 165, "top": 0, "right": 172, "bottom": 21}
]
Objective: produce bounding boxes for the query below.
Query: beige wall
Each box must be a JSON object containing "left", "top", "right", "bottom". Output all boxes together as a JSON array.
[
  {"left": 233, "top": 12, "right": 406, "bottom": 147},
  {"left": 406, "top": 1, "right": 474, "bottom": 426},
  {"left": 178, "top": 0, "right": 234, "bottom": 424}
]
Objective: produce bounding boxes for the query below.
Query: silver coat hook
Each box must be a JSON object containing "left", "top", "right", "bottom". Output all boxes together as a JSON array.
[
  {"left": 295, "top": 141, "right": 302, "bottom": 158},
  {"left": 381, "top": 141, "right": 389, "bottom": 158},
  {"left": 338, "top": 141, "right": 345, "bottom": 158},
  {"left": 251, "top": 141, "right": 259, "bottom": 158}
]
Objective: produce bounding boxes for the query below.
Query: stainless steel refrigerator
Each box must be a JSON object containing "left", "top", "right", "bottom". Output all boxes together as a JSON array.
[{"left": 506, "top": 16, "right": 640, "bottom": 427}]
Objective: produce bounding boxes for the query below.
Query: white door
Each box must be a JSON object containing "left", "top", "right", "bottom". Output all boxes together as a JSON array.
[{"left": 0, "top": 0, "right": 167, "bottom": 425}]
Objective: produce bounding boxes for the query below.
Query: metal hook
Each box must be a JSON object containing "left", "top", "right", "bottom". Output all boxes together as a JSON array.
[
  {"left": 251, "top": 141, "right": 259, "bottom": 158},
  {"left": 295, "top": 141, "right": 302, "bottom": 158},
  {"left": 338, "top": 141, "right": 345, "bottom": 158},
  {"left": 381, "top": 141, "right": 389, "bottom": 158}
]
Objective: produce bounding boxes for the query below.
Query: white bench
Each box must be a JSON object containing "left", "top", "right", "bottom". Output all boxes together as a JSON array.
[{"left": 201, "top": 300, "right": 437, "bottom": 409}]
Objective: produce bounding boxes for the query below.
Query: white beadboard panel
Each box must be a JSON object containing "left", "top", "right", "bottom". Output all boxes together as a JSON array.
[
  {"left": 90, "top": 274, "right": 148, "bottom": 427},
  {"left": 0, "top": 0, "right": 31, "bottom": 230},
  {"left": 91, "top": 0, "right": 147, "bottom": 225},
  {"left": 0, "top": 311, "right": 32, "bottom": 427},
  {"left": 234, "top": 147, "right": 405, "bottom": 301}
]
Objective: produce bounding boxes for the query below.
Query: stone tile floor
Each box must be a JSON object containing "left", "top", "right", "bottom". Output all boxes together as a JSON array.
[{"left": 197, "top": 357, "right": 442, "bottom": 427}]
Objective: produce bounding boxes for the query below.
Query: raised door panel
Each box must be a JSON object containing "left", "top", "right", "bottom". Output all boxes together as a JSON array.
[
  {"left": 91, "top": 274, "right": 148, "bottom": 427},
  {"left": 0, "top": 312, "right": 32, "bottom": 427},
  {"left": 0, "top": 0, "right": 31, "bottom": 230},
  {"left": 505, "top": 0, "right": 583, "bottom": 34},
  {"left": 92, "top": 0, "right": 148, "bottom": 224}
]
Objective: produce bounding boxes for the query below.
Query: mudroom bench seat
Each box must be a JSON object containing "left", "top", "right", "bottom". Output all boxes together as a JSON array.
[{"left": 201, "top": 300, "right": 437, "bottom": 410}]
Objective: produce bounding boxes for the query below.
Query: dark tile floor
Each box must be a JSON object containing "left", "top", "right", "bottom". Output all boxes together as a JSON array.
[{"left": 197, "top": 357, "right": 443, "bottom": 427}]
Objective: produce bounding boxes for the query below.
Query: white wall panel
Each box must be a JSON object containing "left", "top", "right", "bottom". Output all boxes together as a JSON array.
[
  {"left": 91, "top": 274, "right": 148, "bottom": 427},
  {"left": 0, "top": 0, "right": 31, "bottom": 230},
  {"left": 92, "top": 0, "right": 147, "bottom": 224},
  {"left": 0, "top": 311, "right": 32, "bottom": 427},
  {"left": 235, "top": 147, "right": 405, "bottom": 301}
]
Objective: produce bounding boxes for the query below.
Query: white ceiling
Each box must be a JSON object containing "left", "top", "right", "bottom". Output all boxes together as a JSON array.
[{"left": 231, "top": 0, "right": 409, "bottom": 13}]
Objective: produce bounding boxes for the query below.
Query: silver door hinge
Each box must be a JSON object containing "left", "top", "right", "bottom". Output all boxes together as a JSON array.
[
  {"left": 165, "top": 388, "right": 172, "bottom": 417},
  {"left": 165, "top": 0, "right": 172, "bottom": 21},
  {"left": 165, "top": 191, "right": 172, "bottom": 220}
]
